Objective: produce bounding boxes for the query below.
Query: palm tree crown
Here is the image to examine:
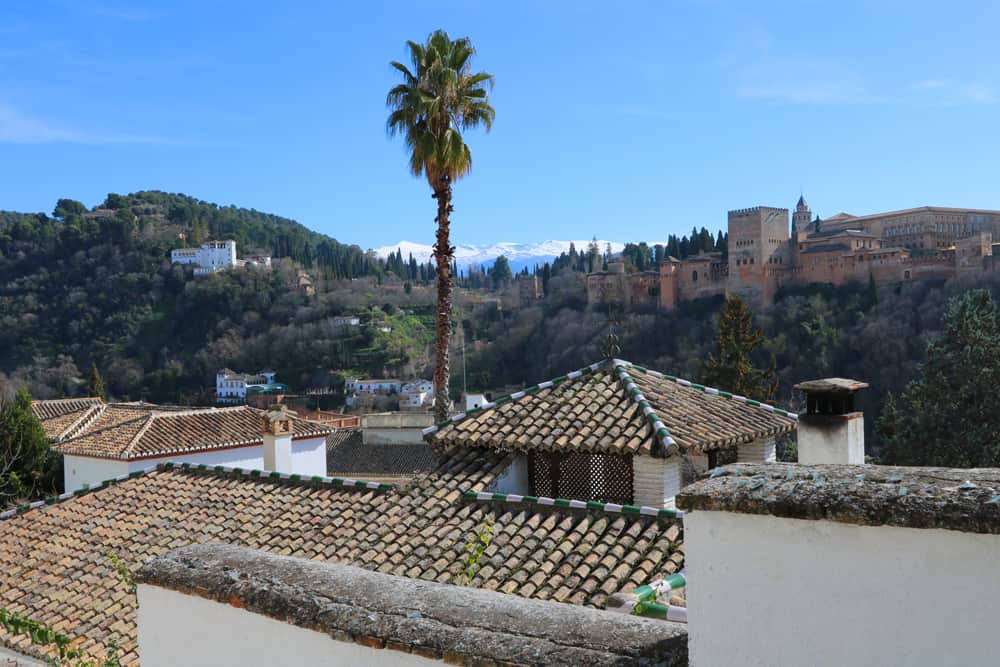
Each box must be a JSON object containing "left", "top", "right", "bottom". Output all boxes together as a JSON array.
[{"left": 387, "top": 30, "right": 495, "bottom": 187}]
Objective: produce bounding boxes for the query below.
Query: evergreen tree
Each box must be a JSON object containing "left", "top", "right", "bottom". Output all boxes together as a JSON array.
[
  {"left": 87, "top": 362, "right": 106, "bottom": 399},
  {"left": 490, "top": 255, "right": 513, "bottom": 288},
  {"left": 0, "top": 388, "right": 59, "bottom": 507},
  {"left": 877, "top": 289, "right": 1000, "bottom": 467},
  {"left": 701, "top": 294, "right": 777, "bottom": 401}
]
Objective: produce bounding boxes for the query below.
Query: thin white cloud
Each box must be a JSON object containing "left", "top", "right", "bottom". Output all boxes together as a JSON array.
[
  {"left": 0, "top": 103, "right": 161, "bottom": 144},
  {"left": 911, "top": 79, "right": 995, "bottom": 105}
]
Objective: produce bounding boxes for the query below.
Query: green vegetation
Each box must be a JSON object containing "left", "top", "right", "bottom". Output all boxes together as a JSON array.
[
  {"left": 0, "top": 388, "right": 59, "bottom": 509},
  {"left": 87, "top": 362, "right": 106, "bottom": 400},
  {"left": 387, "top": 29, "right": 495, "bottom": 421},
  {"left": 0, "top": 191, "right": 439, "bottom": 404},
  {"left": 701, "top": 294, "right": 776, "bottom": 402},
  {"left": 877, "top": 289, "right": 1000, "bottom": 467},
  {"left": 459, "top": 272, "right": 1000, "bottom": 459}
]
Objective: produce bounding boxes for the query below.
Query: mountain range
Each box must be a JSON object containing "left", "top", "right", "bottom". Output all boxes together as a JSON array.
[{"left": 372, "top": 240, "right": 627, "bottom": 272}]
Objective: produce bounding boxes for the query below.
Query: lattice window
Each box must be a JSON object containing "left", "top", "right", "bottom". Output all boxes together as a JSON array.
[{"left": 528, "top": 451, "right": 633, "bottom": 505}]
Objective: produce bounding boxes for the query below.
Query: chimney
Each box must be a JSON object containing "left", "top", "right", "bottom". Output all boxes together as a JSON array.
[
  {"left": 793, "top": 378, "right": 868, "bottom": 465},
  {"left": 262, "top": 404, "right": 295, "bottom": 472}
]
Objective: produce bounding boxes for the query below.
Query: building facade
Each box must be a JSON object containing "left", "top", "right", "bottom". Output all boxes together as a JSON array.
[
  {"left": 216, "top": 369, "right": 282, "bottom": 403},
  {"left": 171, "top": 240, "right": 271, "bottom": 276},
  {"left": 587, "top": 198, "right": 1000, "bottom": 310}
]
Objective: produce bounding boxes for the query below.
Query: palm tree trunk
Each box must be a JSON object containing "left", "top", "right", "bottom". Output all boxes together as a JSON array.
[{"left": 432, "top": 175, "right": 454, "bottom": 423}]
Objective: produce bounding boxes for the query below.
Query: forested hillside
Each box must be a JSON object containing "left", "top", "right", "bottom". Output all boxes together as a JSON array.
[
  {"left": 0, "top": 191, "right": 438, "bottom": 402},
  {"left": 458, "top": 271, "right": 1000, "bottom": 457}
]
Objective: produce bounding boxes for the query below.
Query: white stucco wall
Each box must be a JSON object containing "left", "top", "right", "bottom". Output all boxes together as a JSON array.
[
  {"left": 736, "top": 437, "right": 776, "bottom": 463},
  {"left": 63, "top": 455, "right": 130, "bottom": 492},
  {"left": 798, "top": 414, "right": 864, "bottom": 464},
  {"left": 65, "top": 437, "right": 327, "bottom": 490},
  {"left": 633, "top": 457, "right": 682, "bottom": 508},
  {"left": 684, "top": 510, "right": 1000, "bottom": 666},
  {"left": 138, "top": 585, "right": 439, "bottom": 667}
]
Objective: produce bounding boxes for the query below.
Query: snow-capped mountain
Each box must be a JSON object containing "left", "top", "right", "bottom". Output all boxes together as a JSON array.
[{"left": 372, "top": 240, "right": 627, "bottom": 272}]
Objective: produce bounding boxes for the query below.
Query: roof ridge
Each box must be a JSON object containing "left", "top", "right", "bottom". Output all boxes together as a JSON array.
[
  {"left": 157, "top": 461, "right": 396, "bottom": 493},
  {"left": 0, "top": 462, "right": 397, "bottom": 523},
  {"left": 462, "top": 489, "right": 683, "bottom": 519},
  {"left": 58, "top": 403, "right": 107, "bottom": 441},
  {"left": 55, "top": 411, "right": 150, "bottom": 449},
  {"left": 34, "top": 396, "right": 104, "bottom": 405},
  {"left": 421, "top": 359, "right": 614, "bottom": 438},
  {"left": 614, "top": 360, "right": 798, "bottom": 421},
  {"left": 122, "top": 412, "right": 158, "bottom": 458},
  {"left": 0, "top": 467, "right": 155, "bottom": 522},
  {"left": 610, "top": 361, "right": 678, "bottom": 457}
]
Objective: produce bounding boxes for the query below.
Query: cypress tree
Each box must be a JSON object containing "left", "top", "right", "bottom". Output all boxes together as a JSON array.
[
  {"left": 701, "top": 294, "right": 777, "bottom": 401},
  {"left": 87, "top": 362, "right": 106, "bottom": 400}
]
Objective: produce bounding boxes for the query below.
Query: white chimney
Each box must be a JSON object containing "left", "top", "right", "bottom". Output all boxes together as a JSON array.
[
  {"left": 793, "top": 378, "right": 868, "bottom": 465},
  {"left": 261, "top": 404, "right": 295, "bottom": 472}
]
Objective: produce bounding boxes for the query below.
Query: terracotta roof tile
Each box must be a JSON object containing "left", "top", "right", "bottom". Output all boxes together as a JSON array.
[
  {"left": 429, "top": 359, "right": 796, "bottom": 456},
  {"left": 31, "top": 398, "right": 105, "bottom": 441},
  {"left": 0, "top": 449, "right": 682, "bottom": 665},
  {"left": 51, "top": 405, "right": 332, "bottom": 460}
]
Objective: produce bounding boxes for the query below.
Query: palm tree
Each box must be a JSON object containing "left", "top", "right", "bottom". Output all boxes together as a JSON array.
[{"left": 387, "top": 30, "right": 495, "bottom": 422}]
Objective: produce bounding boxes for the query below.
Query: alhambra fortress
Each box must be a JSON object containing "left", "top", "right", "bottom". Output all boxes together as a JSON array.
[{"left": 587, "top": 196, "right": 1000, "bottom": 309}]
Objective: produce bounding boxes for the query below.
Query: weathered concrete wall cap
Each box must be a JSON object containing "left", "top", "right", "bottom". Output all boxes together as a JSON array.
[
  {"left": 677, "top": 463, "right": 1000, "bottom": 535},
  {"left": 138, "top": 543, "right": 688, "bottom": 666}
]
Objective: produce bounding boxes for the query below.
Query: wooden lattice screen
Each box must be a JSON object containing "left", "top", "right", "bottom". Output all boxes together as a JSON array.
[{"left": 528, "top": 451, "right": 633, "bottom": 505}]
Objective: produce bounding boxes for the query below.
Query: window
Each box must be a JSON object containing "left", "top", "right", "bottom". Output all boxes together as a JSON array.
[
  {"left": 692, "top": 270, "right": 698, "bottom": 282},
  {"left": 528, "top": 451, "right": 633, "bottom": 504}
]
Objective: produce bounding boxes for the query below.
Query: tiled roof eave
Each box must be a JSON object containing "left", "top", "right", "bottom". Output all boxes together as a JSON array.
[{"left": 56, "top": 430, "right": 332, "bottom": 460}]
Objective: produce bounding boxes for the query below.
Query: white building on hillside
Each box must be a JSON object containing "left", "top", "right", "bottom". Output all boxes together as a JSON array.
[
  {"left": 32, "top": 400, "right": 332, "bottom": 491},
  {"left": 171, "top": 240, "right": 238, "bottom": 275},
  {"left": 400, "top": 380, "right": 435, "bottom": 410},
  {"left": 216, "top": 369, "right": 280, "bottom": 403}
]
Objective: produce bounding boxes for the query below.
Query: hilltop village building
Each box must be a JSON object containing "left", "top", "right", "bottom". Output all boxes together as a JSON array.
[
  {"left": 170, "top": 239, "right": 271, "bottom": 275},
  {"left": 587, "top": 197, "right": 1000, "bottom": 309},
  {"left": 215, "top": 368, "right": 285, "bottom": 404}
]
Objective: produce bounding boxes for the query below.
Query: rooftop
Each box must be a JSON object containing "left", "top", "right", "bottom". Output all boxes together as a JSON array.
[
  {"left": 677, "top": 463, "right": 1000, "bottom": 534},
  {"left": 51, "top": 404, "right": 331, "bottom": 460},
  {"left": 427, "top": 359, "right": 796, "bottom": 457},
  {"left": 325, "top": 430, "right": 438, "bottom": 480},
  {"left": 31, "top": 397, "right": 105, "bottom": 441},
  {"left": 0, "top": 449, "right": 683, "bottom": 664},
  {"left": 139, "top": 543, "right": 688, "bottom": 666}
]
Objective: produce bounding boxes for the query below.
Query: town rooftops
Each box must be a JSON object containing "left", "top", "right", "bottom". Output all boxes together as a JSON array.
[
  {"left": 51, "top": 404, "right": 332, "bottom": 460},
  {"left": 677, "top": 463, "right": 1000, "bottom": 535},
  {"left": 426, "top": 359, "right": 796, "bottom": 457},
  {"left": 0, "top": 449, "right": 683, "bottom": 664},
  {"left": 139, "top": 543, "right": 687, "bottom": 666}
]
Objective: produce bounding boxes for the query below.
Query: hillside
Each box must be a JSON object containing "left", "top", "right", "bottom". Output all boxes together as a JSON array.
[{"left": 0, "top": 191, "right": 438, "bottom": 403}]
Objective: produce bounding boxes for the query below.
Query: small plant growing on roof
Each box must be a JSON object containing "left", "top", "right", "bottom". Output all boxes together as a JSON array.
[{"left": 458, "top": 517, "right": 494, "bottom": 585}]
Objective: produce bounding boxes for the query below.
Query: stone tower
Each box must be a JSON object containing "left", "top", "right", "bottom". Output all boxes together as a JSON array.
[
  {"left": 793, "top": 194, "right": 812, "bottom": 235},
  {"left": 726, "top": 206, "right": 790, "bottom": 307}
]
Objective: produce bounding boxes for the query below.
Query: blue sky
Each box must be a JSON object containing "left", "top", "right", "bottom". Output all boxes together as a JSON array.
[{"left": 1, "top": 1, "right": 999, "bottom": 248}]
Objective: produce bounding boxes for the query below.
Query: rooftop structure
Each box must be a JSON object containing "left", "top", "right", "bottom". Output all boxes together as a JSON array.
[
  {"left": 32, "top": 399, "right": 333, "bottom": 490},
  {"left": 427, "top": 358, "right": 795, "bottom": 508},
  {"left": 325, "top": 429, "right": 437, "bottom": 483}
]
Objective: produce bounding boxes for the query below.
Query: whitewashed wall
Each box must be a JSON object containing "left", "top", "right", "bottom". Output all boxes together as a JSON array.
[
  {"left": 64, "top": 437, "right": 327, "bottom": 491},
  {"left": 138, "top": 585, "right": 439, "bottom": 667},
  {"left": 63, "top": 455, "right": 130, "bottom": 491},
  {"left": 685, "top": 510, "right": 1000, "bottom": 666}
]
